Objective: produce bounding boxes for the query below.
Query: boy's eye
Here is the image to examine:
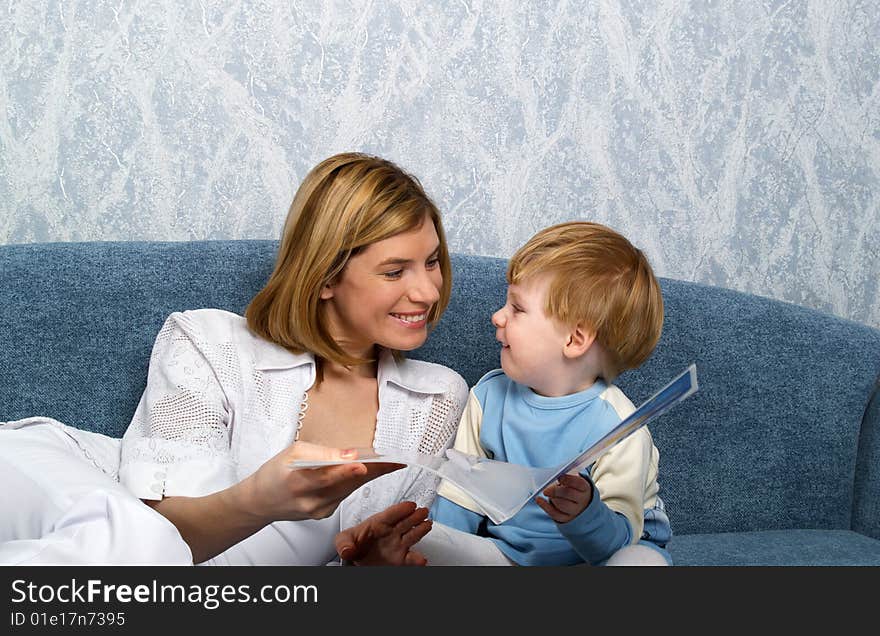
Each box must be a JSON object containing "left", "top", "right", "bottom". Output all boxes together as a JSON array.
[{"left": 511, "top": 304, "right": 523, "bottom": 313}]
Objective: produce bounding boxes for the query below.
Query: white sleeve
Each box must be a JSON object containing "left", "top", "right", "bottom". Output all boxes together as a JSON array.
[
  {"left": 590, "top": 386, "right": 660, "bottom": 543},
  {"left": 120, "top": 312, "right": 238, "bottom": 500},
  {"left": 590, "top": 427, "right": 658, "bottom": 542}
]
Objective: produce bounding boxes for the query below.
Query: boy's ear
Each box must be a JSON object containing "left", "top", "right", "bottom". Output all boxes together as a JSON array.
[{"left": 563, "top": 324, "right": 597, "bottom": 359}]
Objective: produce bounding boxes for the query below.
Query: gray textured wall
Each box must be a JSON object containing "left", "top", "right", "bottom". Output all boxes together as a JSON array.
[{"left": 1, "top": 1, "right": 878, "bottom": 328}]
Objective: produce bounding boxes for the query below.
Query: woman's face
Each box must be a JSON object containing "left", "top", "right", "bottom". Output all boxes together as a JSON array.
[{"left": 320, "top": 216, "right": 443, "bottom": 358}]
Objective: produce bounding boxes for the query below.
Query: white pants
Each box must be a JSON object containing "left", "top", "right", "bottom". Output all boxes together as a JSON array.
[
  {"left": 416, "top": 522, "right": 516, "bottom": 565},
  {"left": 416, "top": 522, "right": 669, "bottom": 566},
  {"left": 0, "top": 418, "right": 192, "bottom": 565}
]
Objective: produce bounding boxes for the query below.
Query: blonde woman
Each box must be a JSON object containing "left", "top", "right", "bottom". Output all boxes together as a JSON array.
[{"left": 0, "top": 153, "right": 467, "bottom": 565}]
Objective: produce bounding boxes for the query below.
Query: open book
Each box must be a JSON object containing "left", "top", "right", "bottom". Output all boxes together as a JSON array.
[{"left": 289, "top": 364, "right": 698, "bottom": 524}]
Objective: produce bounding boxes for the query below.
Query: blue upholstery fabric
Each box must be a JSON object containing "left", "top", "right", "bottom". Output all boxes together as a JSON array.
[
  {"left": 1, "top": 241, "right": 277, "bottom": 436},
  {"left": 853, "top": 382, "right": 880, "bottom": 540},
  {"left": 2, "top": 240, "right": 880, "bottom": 564},
  {"left": 668, "top": 530, "right": 880, "bottom": 566}
]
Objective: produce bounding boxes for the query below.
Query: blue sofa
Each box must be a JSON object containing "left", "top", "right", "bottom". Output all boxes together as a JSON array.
[{"left": 2, "top": 240, "right": 879, "bottom": 565}]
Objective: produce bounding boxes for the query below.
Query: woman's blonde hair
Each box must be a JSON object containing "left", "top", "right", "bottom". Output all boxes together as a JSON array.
[
  {"left": 246, "top": 153, "right": 451, "bottom": 376},
  {"left": 508, "top": 221, "right": 663, "bottom": 380}
]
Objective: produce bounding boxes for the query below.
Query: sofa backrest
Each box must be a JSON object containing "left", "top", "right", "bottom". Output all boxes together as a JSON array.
[{"left": 2, "top": 241, "right": 879, "bottom": 536}]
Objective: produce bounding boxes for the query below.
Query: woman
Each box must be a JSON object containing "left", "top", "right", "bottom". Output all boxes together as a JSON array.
[{"left": 0, "top": 152, "right": 467, "bottom": 565}]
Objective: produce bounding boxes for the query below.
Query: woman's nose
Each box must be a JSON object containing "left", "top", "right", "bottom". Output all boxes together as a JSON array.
[{"left": 409, "top": 269, "right": 441, "bottom": 305}]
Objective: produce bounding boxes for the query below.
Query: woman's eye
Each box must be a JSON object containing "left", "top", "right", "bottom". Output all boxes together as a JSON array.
[
  {"left": 383, "top": 270, "right": 404, "bottom": 279},
  {"left": 426, "top": 257, "right": 440, "bottom": 269}
]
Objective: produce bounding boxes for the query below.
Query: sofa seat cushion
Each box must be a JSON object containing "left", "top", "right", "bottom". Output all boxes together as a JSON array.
[{"left": 668, "top": 529, "right": 880, "bottom": 565}]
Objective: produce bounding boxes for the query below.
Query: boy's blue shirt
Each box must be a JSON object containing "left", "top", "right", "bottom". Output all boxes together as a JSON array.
[{"left": 430, "top": 369, "right": 633, "bottom": 566}]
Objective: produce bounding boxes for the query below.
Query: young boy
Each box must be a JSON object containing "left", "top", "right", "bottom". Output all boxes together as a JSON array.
[
  {"left": 334, "top": 221, "right": 671, "bottom": 566},
  {"left": 421, "top": 221, "right": 671, "bottom": 566}
]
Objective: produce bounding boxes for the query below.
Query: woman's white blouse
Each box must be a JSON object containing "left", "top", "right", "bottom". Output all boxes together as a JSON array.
[{"left": 119, "top": 309, "right": 468, "bottom": 565}]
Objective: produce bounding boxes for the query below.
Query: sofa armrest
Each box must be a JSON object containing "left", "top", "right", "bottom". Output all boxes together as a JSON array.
[{"left": 853, "top": 376, "right": 880, "bottom": 539}]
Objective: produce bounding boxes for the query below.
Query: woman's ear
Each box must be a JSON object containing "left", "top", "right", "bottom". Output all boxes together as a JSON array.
[
  {"left": 319, "top": 281, "right": 335, "bottom": 300},
  {"left": 563, "top": 325, "right": 597, "bottom": 359}
]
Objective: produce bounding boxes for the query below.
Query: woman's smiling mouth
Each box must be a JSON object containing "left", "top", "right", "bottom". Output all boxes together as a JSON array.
[{"left": 390, "top": 312, "right": 428, "bottom": 327}]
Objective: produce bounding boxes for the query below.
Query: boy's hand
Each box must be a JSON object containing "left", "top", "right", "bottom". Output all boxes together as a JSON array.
[
  {"left": 535, "top": 473, "right": 592, "bottom": 523},
  {"left": 334, "top": 501, "right": 432, "bottom": 566}
]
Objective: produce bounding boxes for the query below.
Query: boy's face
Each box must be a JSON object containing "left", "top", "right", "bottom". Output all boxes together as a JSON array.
[{"left": 492, "top": 275, "right": 572, "bottom": 396}]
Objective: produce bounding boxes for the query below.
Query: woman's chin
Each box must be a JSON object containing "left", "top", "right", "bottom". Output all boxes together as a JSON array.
[{"left": 381, "top": 330, "right": 428, "bottom": 352}]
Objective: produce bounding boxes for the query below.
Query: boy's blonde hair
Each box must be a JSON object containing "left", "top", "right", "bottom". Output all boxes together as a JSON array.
[
  {"left": 508, "top": 221, "right": 663, "bottom": 380},
  {"left": 246, "top": 152, "right": 451, "bottom": 377}
]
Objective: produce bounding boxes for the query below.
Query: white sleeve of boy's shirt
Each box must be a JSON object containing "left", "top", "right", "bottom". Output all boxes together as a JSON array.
[
  {"left": 590, "top": 428, "right": 660, "bottom": 542},
  {"left": 590, "top": 385, "right": 661, "bottom": 542}
]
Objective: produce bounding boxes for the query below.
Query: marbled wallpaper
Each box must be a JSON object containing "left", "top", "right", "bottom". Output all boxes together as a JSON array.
[{"left": 1, "top": 1, "right": 878, "bottom": 328}]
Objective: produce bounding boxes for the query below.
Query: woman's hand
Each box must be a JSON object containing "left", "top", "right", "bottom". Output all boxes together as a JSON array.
[
  {"left": 237, "top": 442, "right": 404, "bottom": 524},
  {"left": 335, "top": 501, "right": 433, "bottom": 566}
]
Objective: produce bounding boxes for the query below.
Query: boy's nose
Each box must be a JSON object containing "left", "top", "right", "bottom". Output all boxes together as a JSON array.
[{"left": 491, "top": 307, "right": 506, "bottom": 327}]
